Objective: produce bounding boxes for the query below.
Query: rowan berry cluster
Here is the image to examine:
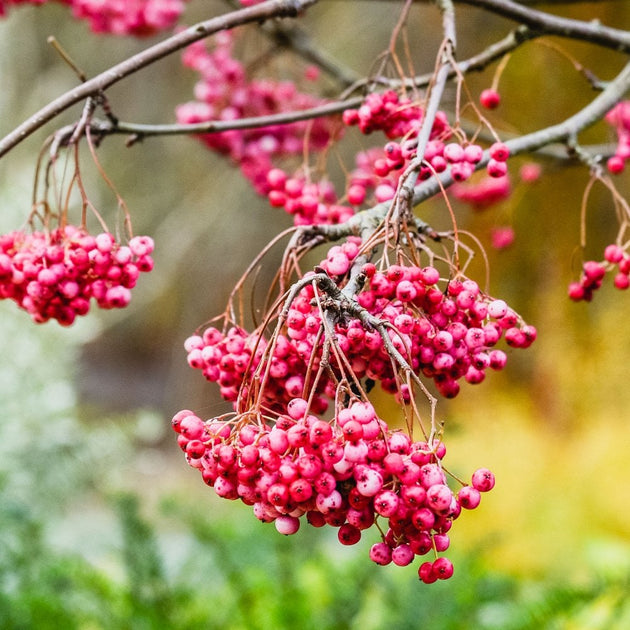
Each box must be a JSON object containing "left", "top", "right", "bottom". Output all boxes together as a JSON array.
[
  {"left": 172, "top": 398, "right": 496, "bottom": 582},
  {"left": 342, "top": 90, "right": 511, "bottom": 183},
  {"left": 0, "top": 225, "right": 154, "bottom": 325},
  {"left": 260, "top": 92, "right": 514, "bottom": 226},
  {"left": 0, "top": 0, "right": 186, "bottom": 35},
  {"left": 175, "top": 33, "right": 337, "bottom": 195},
  {"left": 568, "top": 243, "right": 630, "bottom": 301},
  {"left": 184, "top": 237, "right": 534, "bottom": 407}
]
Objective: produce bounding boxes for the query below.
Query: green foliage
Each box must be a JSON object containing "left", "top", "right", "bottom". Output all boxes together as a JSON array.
[
  {"left": 1, "top": 483, "right": 629, "bottom": 629},
  {"left": 1, "top": 297, "right": 629, "bottom": 628}
]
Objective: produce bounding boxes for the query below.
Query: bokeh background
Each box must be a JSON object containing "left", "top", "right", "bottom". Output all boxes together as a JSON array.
[{"left": 1, "top": 1, "right": 630, "bottom": 627}]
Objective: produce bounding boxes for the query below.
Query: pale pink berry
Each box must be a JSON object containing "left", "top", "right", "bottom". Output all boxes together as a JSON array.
[
  {"left": 275, "top": 515, "right": 301, "bottom": 535},
  {"left": 487, "top": 159, "right": 508, "bottom": 178},
  {"left": 287, "top": 398, "right": 308, "bottom": 420},
  {"left": 350, "top": 401, "right": 376, "bottom": 424},
  {"left": 355, "top": 466, "right": 383, "bottom": 497}
]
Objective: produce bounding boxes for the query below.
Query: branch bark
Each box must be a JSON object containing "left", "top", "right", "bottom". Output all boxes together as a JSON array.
[
  {"left": 0, "top": 0, "right": 318, "bottom": 159},
  {"left": 456, "top": 0, "right": 630, "bottom": 53}
]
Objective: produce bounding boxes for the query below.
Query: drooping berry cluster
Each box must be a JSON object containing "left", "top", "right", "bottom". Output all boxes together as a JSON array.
[
  {"left": 568, "top": 244, "right": 630, "bottom": 301},
  {"left": 175, "top": 33, "right": 338, "bottom": 195},
  {"left": 172, "top": 398, "right": 495, "bottom": 582},
  {"left": 185, "top": 238, "right": 535, "bottom": 406},
  {"left": 0, "top": 225, "right": 154, "bottom": 325},
  {"left": 0, "top": 0, "right": 187, "bottom": 35}
]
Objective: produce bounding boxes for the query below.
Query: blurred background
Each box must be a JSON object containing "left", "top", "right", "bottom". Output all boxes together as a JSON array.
[{"left": 1, "top": 1, "right": 629, "bottom": 627}]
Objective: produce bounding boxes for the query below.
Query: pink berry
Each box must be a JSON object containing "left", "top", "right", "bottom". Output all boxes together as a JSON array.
[
  {"left": 614, "top": 272, "right": 630, "bottom": 290},
  {"left": 347, "top": 184, "right": 366, "bottom": 206},
  {"left": 487, "top": 159, "right": 508, "bottom": 178},
  {"left": 391, "top": 544, "right": 414, "bottom": 566},
  {"left": 604, "top": 244, "right": 624, "bottom": 263},
  {"left": 471, "top": 468, "right": 495, "bottom": 492},
  {"left": 275, "top": 515, "right": 300, "bottom": 535},
  {"left": 463, "top": 144, "right": 484, "bottom": 163},
  {"left": 607, "top": 155, "right": 625, "bottom": 174},
  {"left": 444, "top": 143, "right": 465, "bottom": 163},
  {"left": 369, "top": 542, "right": 392, "bottom": 566},
  {"left": 458, "top": 485, "right": 481, "bottom": 509},
  {"left": 432, "top": 556, "right": 454, "bottom": 580},
  {"left": 480, "top": 88, "right": 500, "bottom": 109},
  {"left": 489, "top": 142, "right": 510, "bottom": 162},
  {"left": 418, "top": 561, "right": 437, "bottom": 583}
]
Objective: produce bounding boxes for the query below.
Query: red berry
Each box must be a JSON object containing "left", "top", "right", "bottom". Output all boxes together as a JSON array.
[
  {"left": 480, "top": 88, "right": 501, "bottom": 109},
  {"left": 607, "top": 155, "right": 625, "bottom": 174}
]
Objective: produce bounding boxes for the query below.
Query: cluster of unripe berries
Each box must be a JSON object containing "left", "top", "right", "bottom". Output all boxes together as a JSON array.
[
  {"left": 172, "top": 398, "right": 496, "bottom": 582},
  {"left": 184, "top": 238, "right": 535, "bottom": 405},
  {"left": 175, "top": 32, "right": 336, "bottom": 196},
  {"left": 0, "top": 0, "right": 187, "bottom": 35},
  {"left": 0, "top": 225, "right": 154, "bottom": 325},
  {"left": 568, "top": 243, "right": 630, "bottom": 301}
]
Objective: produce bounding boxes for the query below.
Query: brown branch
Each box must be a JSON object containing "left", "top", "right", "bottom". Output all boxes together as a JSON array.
[{"left": 0, "top": 0, "right": 318, "bottom": 159}]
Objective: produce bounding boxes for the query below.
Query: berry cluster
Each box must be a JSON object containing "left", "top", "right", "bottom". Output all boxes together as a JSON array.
[
  {"left": 0, "top": 0, "right": 187, "bottom": 35},
  {"left": 265, "top": 168, "right": 354, "bottom": 226},
  {"left": 568, "top": 244, "right": 630, "bottom": 301},
  {"left": 71, "top": 0, "right": 185, "bottom": 35},
  {"left": 185, "top": 239, "right": 535, "bottom": 405},
  {"left": 0, "top": 225, "right": 154, "bottom": 325},
  {"left": 604, "top": 101, "right": 630, "bottom": 174},
  {"left": 175, "top": 33, "right": 338, "bottom": 195},
  {"left": 342, "top": 90, "right": 511, "bottom": 184},
  {"left": 172, "top": 399, "right": 496, "bottom": 582},
  {"left": 261, "top": 94, "right": 514, "bottom": 226}
]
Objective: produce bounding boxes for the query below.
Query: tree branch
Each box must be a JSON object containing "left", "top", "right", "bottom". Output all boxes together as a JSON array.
[
  {"left": 456, "top": 0, "right": 630, "bottom": 53},
  {"left": 0, "top": 0, "right": 318, "bottom": 159},
  {"left": 49, "top": 25, "right": 537, "bottom": 147},
  {"left": 299, "top": 59, "right": 630, "bottom": 243}
]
